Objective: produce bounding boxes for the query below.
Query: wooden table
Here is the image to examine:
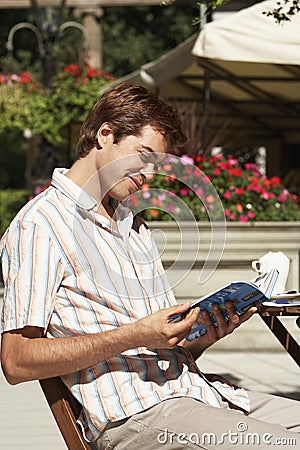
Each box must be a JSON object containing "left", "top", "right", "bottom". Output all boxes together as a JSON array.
[{"left": 259, "top": 306, "right": 300, "bottom": 368}]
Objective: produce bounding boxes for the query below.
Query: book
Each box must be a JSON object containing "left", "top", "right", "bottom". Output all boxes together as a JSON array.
[{"left": 170, "top": 269, "right": 279, "bottom": 342}]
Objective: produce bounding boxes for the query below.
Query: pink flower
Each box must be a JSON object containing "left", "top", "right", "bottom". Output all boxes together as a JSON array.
[
  {"left": 224, "top": 191, "right": 231, "bottom": 199},
  {"left": 166, "top": 156, "right": 178, "bottom": 164},
  {"left": 278, "top": 193, "right": 286, "bottom": 202},
  {"left": 239, "top": 216, "right": 249, "bottom": 223},
  {"left": 157, "top": 193, "right": 166, "bottom": 201},
  {"left": 235, "top": 187, "right": 244, "bottom": 195},
  {"left": 213, "top": 168, "right": 221, "bottom": 175},
  {"left": 195, "top": 187, "right": 204, "bottom": 197},
  {"left": 142, "top": 191, "right": 151, "bottom": 199},
  {"left": 228, "top": 157, "right": 238, "bottom": 167},
  {"left": 167, "top": 204, "right": 174, "bottom": 213},
  {"left": 244, "top": 163, "right": 259, "bottom": 172},
  {"left": 180, "top": 188, "right": 189, "bottom": 196},
  {"left": 248, "top": 211, "right": 256, "bottom": 219},
  {"left": 180, "top": 155, "right": 194, "bottom": 165},
  {"left": 262, "top": 192, "right": 275, "bottom": 200},
  {"left": 11, "top": 74, "right": 20, "bottom": 82}
]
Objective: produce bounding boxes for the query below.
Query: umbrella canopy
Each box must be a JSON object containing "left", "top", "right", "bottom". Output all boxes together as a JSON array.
[{"left": 193, "top": 0, "right": 300, "bottom": 65}]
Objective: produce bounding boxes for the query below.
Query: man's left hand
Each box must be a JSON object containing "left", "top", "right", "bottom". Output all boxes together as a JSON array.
[{"left": 182, "top": 301, "right": 257, "bottom": 360}]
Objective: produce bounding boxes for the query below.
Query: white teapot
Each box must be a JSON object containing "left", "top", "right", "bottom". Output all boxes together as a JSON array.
[{"left": 251, "top": 251, "right": 290, "bottom": 294}]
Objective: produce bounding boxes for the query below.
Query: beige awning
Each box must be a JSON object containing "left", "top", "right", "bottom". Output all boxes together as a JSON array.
[{"left": 193, "top": 0, "right": 300, "bottom": 65}]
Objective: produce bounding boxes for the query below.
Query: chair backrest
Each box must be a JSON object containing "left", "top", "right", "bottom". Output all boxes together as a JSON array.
[{"left": 39, "top": 377, "right": 91, "bottom": 450}]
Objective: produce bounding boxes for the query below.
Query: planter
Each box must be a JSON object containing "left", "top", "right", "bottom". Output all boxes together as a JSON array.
[
  {"left": 149, "top": 221, "right": 300, "bottom": 303},
  {"left": 149, "top": 221, "right": 300, "bottom": 351}
]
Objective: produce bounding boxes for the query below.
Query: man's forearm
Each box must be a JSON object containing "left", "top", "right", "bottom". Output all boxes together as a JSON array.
[
  {"left": 1, "top": 302, "right": 200, "bottom": 385},
  {"left": 1, "top": 322, "right": 139, "bottom": 385}
]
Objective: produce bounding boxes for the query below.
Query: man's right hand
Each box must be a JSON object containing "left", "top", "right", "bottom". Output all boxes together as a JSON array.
[{"left": 134, "top": 303, "right": 199, "bottom": 349}]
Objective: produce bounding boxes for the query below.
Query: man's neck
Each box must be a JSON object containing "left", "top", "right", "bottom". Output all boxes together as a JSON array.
[{"left": 66, "top": 151, "right": 114, "bottom": 220}]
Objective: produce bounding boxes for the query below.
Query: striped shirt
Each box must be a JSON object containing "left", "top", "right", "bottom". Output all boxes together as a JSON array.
[{"left": 0, "top": 168, "right": 250, "bottom": 442}]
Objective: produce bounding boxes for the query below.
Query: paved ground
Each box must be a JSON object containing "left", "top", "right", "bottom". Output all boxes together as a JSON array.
[
  {"left": 1, "top": 350, "right": 299, "bottom": 450},
  {"left": 0, "top": 289, "right": 299, "bottom": 449}
]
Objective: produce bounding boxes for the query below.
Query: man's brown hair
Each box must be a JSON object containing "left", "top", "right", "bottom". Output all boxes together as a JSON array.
[{"left": 76, "top": 82, "right": 186, "bottom": 158}]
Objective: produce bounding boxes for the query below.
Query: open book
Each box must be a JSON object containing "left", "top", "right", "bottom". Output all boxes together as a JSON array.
[{"left": 170, "top": 269, "right": 279, "bottom": 342}]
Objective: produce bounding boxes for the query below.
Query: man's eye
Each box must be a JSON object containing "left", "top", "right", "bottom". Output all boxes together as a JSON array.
[
  {"left": 140, "top": 152, "right": 151, "bottom": 162},
  {"left": 140, "top": 152, "right": 162, "bottom": 171}
]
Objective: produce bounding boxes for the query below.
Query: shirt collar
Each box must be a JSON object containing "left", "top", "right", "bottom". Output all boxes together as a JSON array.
[
  {"left": 51, "top": 168, "right": 98, "bottom": 211},
  {"left": 51, "top": 168, "right": 134, "bottom": 238}
]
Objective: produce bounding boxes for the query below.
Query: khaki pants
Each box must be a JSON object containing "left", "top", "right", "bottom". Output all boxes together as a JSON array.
[{"left": 93, "top": 392, "right": 300, "bottom": 450}]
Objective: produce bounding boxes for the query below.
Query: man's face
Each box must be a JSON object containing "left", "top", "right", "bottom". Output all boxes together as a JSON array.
[{"left": 98, "top": 124, "right": 167, "bottom": 202}]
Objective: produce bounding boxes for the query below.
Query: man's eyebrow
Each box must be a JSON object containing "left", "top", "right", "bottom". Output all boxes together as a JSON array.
[{"left": 141, "top": 145, "right": 155, "bottom": 153}]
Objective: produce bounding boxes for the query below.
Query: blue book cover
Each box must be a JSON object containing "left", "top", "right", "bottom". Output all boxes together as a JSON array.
[{"left": 171, "top": 269, "right": 279, "bottom": 342}]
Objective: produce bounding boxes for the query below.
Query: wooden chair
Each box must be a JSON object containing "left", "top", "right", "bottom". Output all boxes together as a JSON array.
[{"left": 39, "top": 377, "right": 91, "bottom": 450}]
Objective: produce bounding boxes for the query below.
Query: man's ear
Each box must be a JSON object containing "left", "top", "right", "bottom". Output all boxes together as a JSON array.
[{"left": 97, "top": 122, "right": 114, "bottom": 147}]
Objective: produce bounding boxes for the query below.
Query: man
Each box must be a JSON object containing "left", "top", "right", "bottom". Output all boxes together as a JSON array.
[{"left": 1, "top": 83, "right": 299, "bottom": 449}]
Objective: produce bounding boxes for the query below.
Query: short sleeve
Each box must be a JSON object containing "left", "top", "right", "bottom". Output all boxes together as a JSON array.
[{"left": 1, "top": 220, "right": 64, "bottom": 334}]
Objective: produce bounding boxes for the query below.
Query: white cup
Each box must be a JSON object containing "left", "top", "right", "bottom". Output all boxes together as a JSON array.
[{"left": 251, "top": 251, "right": 290, "bottom": 294}]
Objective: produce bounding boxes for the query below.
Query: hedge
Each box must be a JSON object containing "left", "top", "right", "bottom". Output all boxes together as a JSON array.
[{"left": 0, "top": 189, "right": 32, "bottom": 236}]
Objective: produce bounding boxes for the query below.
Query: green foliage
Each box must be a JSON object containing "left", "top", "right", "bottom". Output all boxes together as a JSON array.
[
  {"left": 0, "top": 65, "right": 113, "bottom": 146},
  {"left": 102, "top": 4, "right": 198, "bottom": 77},
  {"left": 0, "top": 132, "right": 27, "bottom": 189},
  {"left": 0, "top": 189, "right": 31, "bottom": 235},
  {"left": 197, "top": 0, "right": 231, "bottom": 10},
  {"left": 184, "top": 0, "right": 300, "bottom": 23},
  {"left": 0, "top": 9, "right": 83, "bottom": 77},
  {"left": 262, "top": 0, "right": 300, "bottom": 23}
]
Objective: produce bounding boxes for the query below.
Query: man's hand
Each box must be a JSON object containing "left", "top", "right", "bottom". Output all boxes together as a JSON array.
[
  {"left": 134, "top": 302, "right": 200, "bottom": 349},
  {"left": 182, "top": 302, "right": 257, "bottom": 360}
]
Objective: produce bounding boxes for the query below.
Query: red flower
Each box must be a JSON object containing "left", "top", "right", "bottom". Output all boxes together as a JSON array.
[
  {"left": 86, "top": 63, "right": 95, "bottom": 78},
  {"left": 19, "top": 72, "right": 32, "bottom": 84},
  {"left": 270, "top": 176, "right": 281, "bottom": 188},
  {"left": 232, "top": 168, "right": 242, "bottom": 177},
  {"left": 63, "top": 64, "right": 81, "bottom": 76},
  {"left": 218, "top": 162, "right": 227, "bottom": 170},
  {"left": 130, "top": 194, "right": 138, "bottom": 208},
  {"left": 193, "top": 169, "right": 202, "bottom": 179}
]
